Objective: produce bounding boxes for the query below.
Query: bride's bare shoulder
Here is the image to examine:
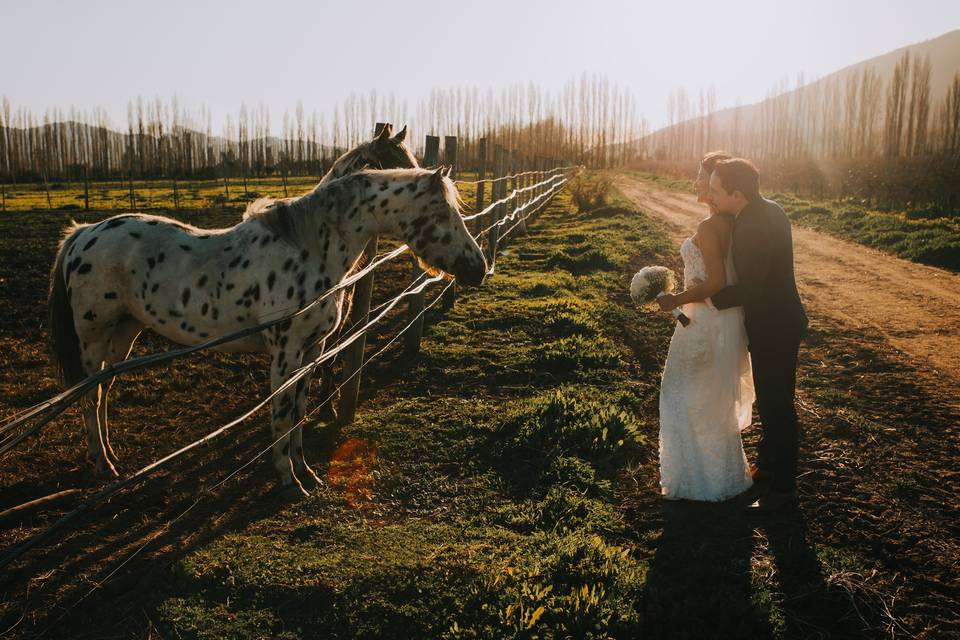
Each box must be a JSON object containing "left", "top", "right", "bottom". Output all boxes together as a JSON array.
[{"left": 697, "top": 215, "right": 731, "bottom": 237}]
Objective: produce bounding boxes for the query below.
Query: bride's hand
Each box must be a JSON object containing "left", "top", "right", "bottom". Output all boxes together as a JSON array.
[{"left": 657, "top": 294, "right": 680, "bottom": 312}]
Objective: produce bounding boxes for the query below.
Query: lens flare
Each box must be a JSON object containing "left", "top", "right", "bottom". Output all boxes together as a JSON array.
[{"left": 326, "top": 438, "right": 378, "bottom": 508}]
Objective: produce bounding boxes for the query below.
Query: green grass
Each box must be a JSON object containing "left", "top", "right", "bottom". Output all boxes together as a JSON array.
[
  {"left": 0, "top": 172, "right": 483, "bottom": 214},
  {"left": 146, "top": 178, "right": 677, "bottom": 638},
  {"left": 769, "top": 192, "right": 960, "bottom": 271}
]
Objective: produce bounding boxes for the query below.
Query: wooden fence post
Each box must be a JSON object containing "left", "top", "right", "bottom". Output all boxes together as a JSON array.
[
  {"left": 337, "top": 123, "right": 389, "bottom": 422},
  {"left": 442, "top": 135, "right": 458, "bottom": 308},
  {"left": 444, "top": 135, "right": 458, "bottom": 179},
  {"left": 474, "top": 138, "right": 487, "bottom": 236},
  {"left": 403, "top": 134, "right": 440, "bottom": 356},
  {"left": 512, "top": 150, "right": 527, "bottom": 236},
  {"left": 83, "top": 165, "right": 90, "bottom": 211},
  {"left": 519, "top": 157, "right": 528, "bottom": 232},
  {"left": 538, "top": 158, "right": 547, "bottom": 221},
  {"left": 488, "top": 144, "right": 504, "bottom": 264},
  {"left": 423, "top": 135, "right": 440, "bottom": 167}
]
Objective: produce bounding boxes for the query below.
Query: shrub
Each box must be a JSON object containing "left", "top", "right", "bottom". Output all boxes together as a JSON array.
[
  {"left": 498, "top": 386, "right": 640, "bottom": 463},
  {"left": 569, "top": 174, "right": 614, "bottom": 212}
]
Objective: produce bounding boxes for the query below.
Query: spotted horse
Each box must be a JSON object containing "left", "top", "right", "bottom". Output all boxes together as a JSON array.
[{"left": 48, "top": 166, "right": 487, "bottom": 498}]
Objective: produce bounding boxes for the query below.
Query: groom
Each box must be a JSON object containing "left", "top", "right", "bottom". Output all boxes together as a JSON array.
[{"left": 708, "top": 158, "right": 808, "bottom": 512}]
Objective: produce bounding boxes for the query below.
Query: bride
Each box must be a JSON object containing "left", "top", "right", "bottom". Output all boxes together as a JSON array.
[{"left": 654, "top": 151, "right": 755, "bottom": 502}]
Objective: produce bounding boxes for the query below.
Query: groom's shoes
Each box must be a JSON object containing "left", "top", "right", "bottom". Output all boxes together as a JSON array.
[
  {"left": 747, "top": 488, "right": 800, "bottom": 514},
  {"left": 729, "top": 465, "right": 772, "bottom": 506}
]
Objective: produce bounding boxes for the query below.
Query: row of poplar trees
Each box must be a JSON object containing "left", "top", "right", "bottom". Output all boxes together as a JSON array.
[
  {"left": 648, "top": 51, "right": 960, "bottom": 209},
  {"left": 0, "top": 73, "right": 648, "bottom": 186}
]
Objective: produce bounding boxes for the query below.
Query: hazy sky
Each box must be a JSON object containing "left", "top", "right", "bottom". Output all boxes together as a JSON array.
[{"left": 3, "top": 0, "right": 958, "bottom": 131}]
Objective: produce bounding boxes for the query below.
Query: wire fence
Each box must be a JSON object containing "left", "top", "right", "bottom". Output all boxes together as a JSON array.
[{"left": 0, "top": 127, "right": 577, "bottom": 569}]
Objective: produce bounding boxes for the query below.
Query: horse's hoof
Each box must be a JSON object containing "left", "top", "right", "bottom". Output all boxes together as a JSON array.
[
  {"left": 95, "top": 461, "right": 119, "bottom": 479},
  {"left": 296, "top": 466, "right": 323, "bottom": 491},
  {"left": 280, "top": 483, "right": 309, "bottom": 501}
]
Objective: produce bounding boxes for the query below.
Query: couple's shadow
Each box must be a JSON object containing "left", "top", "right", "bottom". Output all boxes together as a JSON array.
[{"left": 641, "top": 500, "right": 837, "bottom": 639}]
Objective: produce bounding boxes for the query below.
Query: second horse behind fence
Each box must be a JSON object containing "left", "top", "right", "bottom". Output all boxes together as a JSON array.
[{"left": 48, "top": 166, "right": 487, "bottom": 499}]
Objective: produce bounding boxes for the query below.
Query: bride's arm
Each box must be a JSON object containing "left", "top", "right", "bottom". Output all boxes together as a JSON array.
[{"left": 658, "top": 220, "right": 727, "bottom": 310}]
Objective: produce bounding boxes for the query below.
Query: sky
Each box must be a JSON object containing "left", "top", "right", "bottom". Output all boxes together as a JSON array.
[{"left": 2, "top": 0, "right": 959, "bottom": 132}]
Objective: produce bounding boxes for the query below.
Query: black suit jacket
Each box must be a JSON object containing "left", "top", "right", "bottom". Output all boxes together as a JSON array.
[{"left": 711, "top": 197, "right": 808, "bottom": 346}]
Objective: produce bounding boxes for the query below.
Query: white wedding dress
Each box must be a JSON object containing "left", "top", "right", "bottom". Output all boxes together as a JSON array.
[{"left": 658, "top": 237, "right": 755, "bottom": 501}]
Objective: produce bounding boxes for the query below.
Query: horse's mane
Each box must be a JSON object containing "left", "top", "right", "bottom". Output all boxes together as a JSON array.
[
  {"left": 241, "top": 175, "right": 365, "bottom": 251},
  {"left": 244, "top": 168, "right": 460, "bottom": 287}
]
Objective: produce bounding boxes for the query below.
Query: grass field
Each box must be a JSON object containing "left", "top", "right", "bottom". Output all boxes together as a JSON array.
[
  {"left": 0, "top": 176, "right": 958, "bottom": 638},
  {"left": 0, "top": 175, "right": 332, "bottom": 212},
  {"left": 629, "top": 170, "right": 960, "bottom": 272},
  {"left": 0, "top": 172, "right": 492, "bottom": 214}
]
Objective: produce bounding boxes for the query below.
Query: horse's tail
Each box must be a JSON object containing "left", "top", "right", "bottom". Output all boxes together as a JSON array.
[{"left": 48, "top": 223, "right": 87, "bottom": 387}]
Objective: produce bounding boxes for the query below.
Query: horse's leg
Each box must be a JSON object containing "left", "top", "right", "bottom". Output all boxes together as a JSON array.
[
  {"left": 270, "top": 344, "right": 308, "bottom": 499},
  {"left": 291, "top": 342, "right": 323, "bottom": 490},
  {"left": 77, "top": 339, "right": 116, "bottom": 478},
  {"left": 98, "top": 318, "right": 143, "bottom": 466}
]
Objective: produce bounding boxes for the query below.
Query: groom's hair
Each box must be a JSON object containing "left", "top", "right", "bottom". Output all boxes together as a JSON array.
[
  {"left": 700, "top": 151, "right": 732, "bottom": 173},
  {"left": 714, "top": 158, "right": 760, "bottom": 202}
]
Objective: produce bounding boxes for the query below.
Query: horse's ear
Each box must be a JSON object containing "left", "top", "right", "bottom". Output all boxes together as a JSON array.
[
  {"left": 375, "top": 124, "right": 392, "bottom": 142},
  {"left": 430, "top": 167, "right": 445, "bottom": 188},
  {"left": 391, "top": 125, "right": 407, "bottom": 144},
  {"left": 442, "top": 165, "right": 453, "bottom": 178}
]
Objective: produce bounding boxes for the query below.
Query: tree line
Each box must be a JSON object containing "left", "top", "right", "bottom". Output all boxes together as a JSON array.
[
  {"left": 644, "top": 51, "right": 960, "bottom": 210},
  {"left": 0, "top": 73, "right": 647, "bottom": 187}
]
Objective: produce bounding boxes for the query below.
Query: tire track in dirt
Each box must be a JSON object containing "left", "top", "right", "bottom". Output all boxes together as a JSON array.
[{"left": 615, "top": 175, "right": 960, "bottom": 408}]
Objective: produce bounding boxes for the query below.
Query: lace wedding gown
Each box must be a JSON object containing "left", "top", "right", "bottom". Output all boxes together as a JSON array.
[{"left": 658, "top": 237, "right": 755, "bottom": 501}]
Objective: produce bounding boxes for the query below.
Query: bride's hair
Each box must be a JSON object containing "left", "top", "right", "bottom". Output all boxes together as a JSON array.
[{"left": 700, "top": 150, "right": 732, "bottom": 173}]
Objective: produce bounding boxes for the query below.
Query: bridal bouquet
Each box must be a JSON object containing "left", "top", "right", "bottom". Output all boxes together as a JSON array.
[{"left": 630, "top": 266, "right": 690, "bottom": 327}]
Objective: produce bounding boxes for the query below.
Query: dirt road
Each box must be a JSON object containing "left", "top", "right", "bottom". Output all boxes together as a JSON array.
[{"left": 616, "top": 175, "right": 960, "bottom": 400}]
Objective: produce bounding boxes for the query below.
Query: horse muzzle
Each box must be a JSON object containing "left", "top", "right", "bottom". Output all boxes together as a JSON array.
[{"left": 452, "top": 255, "right": 487, "bottom": 287}]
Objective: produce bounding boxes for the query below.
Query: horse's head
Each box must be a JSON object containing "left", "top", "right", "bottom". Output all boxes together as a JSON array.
[
  {"left": 365, "top": 124, "right": 418, "bottom": 170},
  {"left": 324, "top": 125, "right": 417, "bottom": 185},
  {"left": 384, "top": 167, "right": 487, "bottom": 287}
]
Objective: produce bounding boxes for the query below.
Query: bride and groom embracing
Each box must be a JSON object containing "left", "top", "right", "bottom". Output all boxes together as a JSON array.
[{"left": 653, "top": 153, "right": 808, "bottom": 512}]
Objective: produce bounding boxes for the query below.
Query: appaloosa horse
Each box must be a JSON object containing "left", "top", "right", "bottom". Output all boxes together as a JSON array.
[{"left": 49, "top": 166, "right": 486, "bottom": 497}]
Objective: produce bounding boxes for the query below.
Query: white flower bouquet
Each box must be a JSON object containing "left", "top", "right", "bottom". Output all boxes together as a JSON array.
[{"left": 630, "top": 266, "right": 690, "bottom": 327}]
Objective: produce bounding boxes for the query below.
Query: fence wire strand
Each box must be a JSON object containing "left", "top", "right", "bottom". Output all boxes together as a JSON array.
[{"left": 0, "top": 166, "right": 575, "bottom": 572}]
